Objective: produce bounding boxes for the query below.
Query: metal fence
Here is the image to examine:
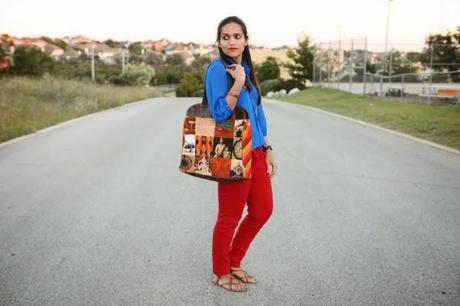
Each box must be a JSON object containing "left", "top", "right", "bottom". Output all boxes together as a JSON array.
[{"left": 312, "top": 38, "right": 460, "bottom": 103}]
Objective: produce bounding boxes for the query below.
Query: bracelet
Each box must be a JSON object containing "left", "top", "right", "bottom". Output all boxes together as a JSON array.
[{"left": 227, "top": 91, "right": 238, "bottom": 98}]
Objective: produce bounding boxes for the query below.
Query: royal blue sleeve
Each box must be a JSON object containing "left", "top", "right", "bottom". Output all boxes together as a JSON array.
[
  {"left": 205, "top": 61, "right": 233, "bottom": 124},
  {"left": 257, "top": 102, "right": 268, "bottom": 137}
]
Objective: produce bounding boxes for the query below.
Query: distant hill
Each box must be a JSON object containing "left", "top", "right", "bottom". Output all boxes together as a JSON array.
[{"left": 251, "top": 48, "right": 293, "bottom": 80}]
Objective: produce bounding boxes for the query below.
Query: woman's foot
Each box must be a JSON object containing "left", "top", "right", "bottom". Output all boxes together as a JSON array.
[
  {"left": 230, "top": 267, "right": 258, "bottom": 284},
  {"left": 212, "top": 274, "right": 247, "bottom": 292}
]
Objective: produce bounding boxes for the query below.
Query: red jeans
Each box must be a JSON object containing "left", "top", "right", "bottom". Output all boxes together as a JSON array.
[{"left": 212, "top": 147, "right": 274, "bottom": 276}]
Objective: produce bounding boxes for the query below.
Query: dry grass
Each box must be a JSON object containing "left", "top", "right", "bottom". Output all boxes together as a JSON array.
[{"left": 0, "top": 76, "right": 162, "bottom": 143}]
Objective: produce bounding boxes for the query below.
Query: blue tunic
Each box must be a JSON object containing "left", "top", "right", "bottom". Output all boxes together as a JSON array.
[{"left": 204, "top": 58, "right": 268, "bottom": 150}]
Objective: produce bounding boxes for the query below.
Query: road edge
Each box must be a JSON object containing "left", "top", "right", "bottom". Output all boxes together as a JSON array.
[
  {"left": 266, "top": 98, "right": 460, "bottom": 156},
  {"left": 0, "top": 97, "right": 162, "bottom": 150}
]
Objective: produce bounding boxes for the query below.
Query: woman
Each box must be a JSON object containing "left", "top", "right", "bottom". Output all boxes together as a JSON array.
[{"left": 205, "top": 16, "right": 278, "bottom": 293}]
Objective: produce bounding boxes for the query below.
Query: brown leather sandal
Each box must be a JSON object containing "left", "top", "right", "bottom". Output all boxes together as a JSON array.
[
  {"left": 213, "top": 274, "right": 247, "bottom": 292},
  {"left": 230, "top": 268, "right": 258, "bottom": 284}
]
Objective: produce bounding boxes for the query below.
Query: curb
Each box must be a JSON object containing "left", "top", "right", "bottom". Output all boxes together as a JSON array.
[{"left": 266, "top": 98, "right": 460, "bottom": 156}]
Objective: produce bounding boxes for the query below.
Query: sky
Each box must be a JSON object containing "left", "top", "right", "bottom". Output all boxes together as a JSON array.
[{"left": 1, "top": 0, "right": 458, "bottom": 52}]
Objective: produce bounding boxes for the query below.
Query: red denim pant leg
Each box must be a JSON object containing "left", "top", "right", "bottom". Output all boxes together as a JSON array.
[
  {"left": 229, "top": 148, "right": 273, "bottom": 268},
  {"left": 212, "top": 177, "right": 251, "bottom": 276}
]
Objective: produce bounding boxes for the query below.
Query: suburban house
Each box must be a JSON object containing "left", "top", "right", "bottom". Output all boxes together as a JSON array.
[
  {"left": 77, "top": 42, "right": 122, "bottom": 64},
  {"left": 44, "top": 44, "right": 64, "bottom": 60},
  {"left": 62, "top": 35, "right": 93, "bottom": 46},
  {"left": 146, "top": 38, "right": 171, "bottom": 53},
  {"left": 60, "top": 49, "right": 81, "bottom": 60}
]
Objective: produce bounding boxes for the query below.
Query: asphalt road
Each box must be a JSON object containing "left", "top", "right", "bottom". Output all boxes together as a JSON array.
[{"left": 1, "top": 97, "right": 459, "bottom": 305}]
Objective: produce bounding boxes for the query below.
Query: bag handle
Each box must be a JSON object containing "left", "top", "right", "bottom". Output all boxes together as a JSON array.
[
  {"left": 201, "top": 58, "right": 252, "bottom": 121},
  {"left": 202, "top": 59, "right": 230, "bottom": 106}
]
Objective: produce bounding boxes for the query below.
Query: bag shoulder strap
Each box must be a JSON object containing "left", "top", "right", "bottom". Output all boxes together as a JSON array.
[{"left": 202, "top": 59, "right": 230, "bottom": 106}]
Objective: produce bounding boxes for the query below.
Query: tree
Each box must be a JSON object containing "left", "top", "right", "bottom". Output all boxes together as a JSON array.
[
  {"left": 176, "top": 72, "right": 201, "bottom": 97},
  {"left": 104, "top": 39, "right": 124, "bottom": 49},
  {"left": 53, "top": 38, "right": 70, "bottom": 51},
  {"left": 128, "top": 41, "right": 144, "bottom": 55},
  {"left": 189, "top": 54, "right": 211, "bottom": 84},
  {"left": 454, "top": 25, "right": 460, "bottom": 45},
  {"left": 52, "top": 58, "right": 91, "bottom": 79},
  {"left": 40, "top": 36, "right": 69, "bottom": 51},
  {"left": 406, "top": 51, "right": 421, "bottom": 63},
  {"left": 383, "top": 50, "right": 417, "bottom": 75},
  {"left": 145, "top": 51, "right": 164, "bottom": 66},
  {"left": 127, "top": 42, "right": 145, "bottom": 64},
  {"left": 256, "top": 56, "right": 280, "bottom": 82},
  {"left": 165, "top": 53, "right": 184, "bottom": 67},
  {"left": 421, "top": 26, "right": 460, "bottom": 80},
  {"left": 283, "top": 36, "right": 315, "bottom": 83},
  {"left": 121, "top": 63, "right": 155, "bottom": 86},
  {"left": 190, "top": 54, "right": 211, "bottom": 72},
  {"left": 11, "top": 45, "right": 54, "bottom": 76}
]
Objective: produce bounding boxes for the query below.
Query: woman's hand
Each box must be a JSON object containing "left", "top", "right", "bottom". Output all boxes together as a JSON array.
[
  {"left": 264, "top": 150, "right": 278, "bottom": 179},
  {"left": 225, "top": 64, "right": 246, "bottom": 85}
]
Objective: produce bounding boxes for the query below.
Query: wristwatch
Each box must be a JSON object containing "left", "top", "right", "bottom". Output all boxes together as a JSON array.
[{"left": 262, "top": 145, "right": 273, "bottom": 152}]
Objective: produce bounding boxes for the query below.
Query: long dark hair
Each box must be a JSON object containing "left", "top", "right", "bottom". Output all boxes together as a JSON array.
[{"left": 216, "top": 16, "right": 262, "bottom": 105}]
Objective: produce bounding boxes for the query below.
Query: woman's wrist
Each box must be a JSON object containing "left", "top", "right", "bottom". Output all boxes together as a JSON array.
[
  {"left": 234, "top": 78, "right": 245, "bottom": 89},
  {"left": 227, "top": 91, "right": 238, "bottom": 98},
  {"left": 227, "top": 80, "right": 243, "bottom": 99}
]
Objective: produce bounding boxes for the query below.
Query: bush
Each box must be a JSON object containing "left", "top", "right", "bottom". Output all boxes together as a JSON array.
[
  {"left": 11, "top": 45, "right": 54, "bottom": 76},
  {"left": 256, "top": 56, "right": 280, "bottom": 82},
  {"left": 121, "top": 63, "right": 155, "bottom": 86},
  {"left": 276, "top": 79, "right": 306, "bottom": 92},
  {"left": 153, "top": 67, "right": 183, "bottom": 85},
  {"left": 260, "top": 79, "right": 280, "bottom": 96},
  {"left": 52, "top": 58, "right": 90, "bottom": 80},
  {"left": 109, "top": 75, "right": 129, "bottom": 86},
  {"left": 176, "top": 72, "right": 201, "bottom": 97}
]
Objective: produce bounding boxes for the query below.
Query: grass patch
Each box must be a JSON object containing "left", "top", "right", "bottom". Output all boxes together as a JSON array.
[
  {"left": 276, "top": 87, "right": 460, "bottom": 150},
  {"left": 0, "top": 76, "right": 162, "bottom": 143}
]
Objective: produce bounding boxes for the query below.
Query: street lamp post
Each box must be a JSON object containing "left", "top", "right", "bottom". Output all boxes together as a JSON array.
[
  {"left": 335, "top": 25, "right": 342, "bottom": 90},
  {"left": 380, "top": 0, "right": 393, "bottom": 96}
]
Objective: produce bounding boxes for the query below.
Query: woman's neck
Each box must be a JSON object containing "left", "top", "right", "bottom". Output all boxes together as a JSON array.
[{"left": 231, "top": 55, "right": 242, "bottom": 65}]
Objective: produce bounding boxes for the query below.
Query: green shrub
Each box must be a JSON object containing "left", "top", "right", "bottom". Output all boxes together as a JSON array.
[
  {"left": 176, "top": 72, "right": 201, "bottom": 97},
  {"left": 109, "top": 75, "right": 129, "bottom": 86},
  {"left": 121, "top": 63, "right": 155, "bottom": 86},
  {"left": 255, "top": 56, "right": 280, "bottom": 82},
  {"left": 11, "top": 45, "right": 54, "bottom": 76},
  {"left": 260, "top": 79, "right": 280, "bottom": 95},
  {"left": 276, "top": 79, "right": 306, "bottom": 92}
]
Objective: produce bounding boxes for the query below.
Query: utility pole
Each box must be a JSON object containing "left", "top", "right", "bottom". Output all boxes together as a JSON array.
[
  {"left": 319, "top": 43, "right": 324, "bottom": 87},
  {"left": 312, "top": 57, "right": 316, "bottom": 85},
  {"left": 328, "top": 41, "right": 332, "bottom": 87},
  {"left": 336, "top": 25, "right": 342, "bottom": 90},
  {"left": 10, "top": 46, "right": 14, "bottom": 66},
  {"left": 388, "top": 48, "right": 393, "bottom": 85},
  {"left": 428, "top": 45, "right": 434, "bottom": 103},
  {"left": 122, "top": 50, "right": 125, "bottom": 74},
  {"left": 363, "top": 36, "right": 368, "bottom": 95},
  {"left": 349, "top": 38, "right": 354, "bottom": 93},
  {"left": 91, "top": 44, "right": 95, "bottom": 81},
  {"left": 380, "top": 0, "right": 393, "bottom": 96}
]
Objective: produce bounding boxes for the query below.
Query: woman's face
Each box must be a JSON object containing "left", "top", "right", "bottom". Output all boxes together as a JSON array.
[{"left": 218, "top": 22, "right": 248, "bottom": 61}]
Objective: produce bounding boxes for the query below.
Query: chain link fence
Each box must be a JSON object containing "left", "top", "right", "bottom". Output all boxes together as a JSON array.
[{"left": 312, "top": 39, "right": 460, "bottom": 104}]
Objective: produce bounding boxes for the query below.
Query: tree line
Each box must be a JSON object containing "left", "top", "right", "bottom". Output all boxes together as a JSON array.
[{"left": 1, "top": 26, "right": 458, "bottom": 96}]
